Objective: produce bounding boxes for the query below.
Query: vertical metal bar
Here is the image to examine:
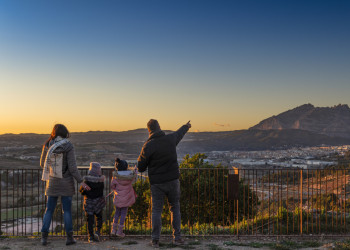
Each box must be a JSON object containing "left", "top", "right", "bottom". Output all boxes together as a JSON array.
[
  {"left": 311, "top": 170, "right": 314, "bottom": 233},
  {"left": 324, "top": 170, "right": 328, "bottom": 232},
  {"left": 75, "top": 173, "right": 78, "bottom": 236},
  {"left": 222, "top": 169, "right": 225, "bottom": 228},
  {"left": 208, "top": 168, "right": 211, "bottom": 234},
  {"left": 337, "top": 169, "right": 339, "bottom": 229},
  {"left": 300, "top": 169, "right": 303, "bottom": 235},
  {"left": 286, "top": 170, "right": 289, "bottom": 235},
  {"left": 261, "top": 169, "right": 264, "bottom": 234},
  {"left": 31, "top": 170, "right": 33, "bottom": 235},
  {"left": 236, "top": 199, "right": 239, "bottom": 237},
  {"left": 193, "top": 169, "right": 196, "bottom": 235},
  {"left": 228, "top": 169, "right": 231, "bottom": 233},
  {"left": 198, "top": 169, "right": 200, "bottom": 229},
  {"left": 6, "top": 170, "right": 9, "bottom": 232},
  {"left": 216, "top": 168, "right": 219, "bottom": 235},
  {"left": 256, "top": 169, "right": 258, "bottom": 235},
  {"left": 307, "top": 169, "right": 309, "bottom": 234},
  {"left": 248, "top": 169, "right": 250, "bottom": 234},
  {"left": 13, "top": 170, "right": 15, "bottom": 236},
  {"left": 24, "top": 169, "right": 26, "bottom": 236},
  {"left": 243, "top": 169, "right": 246, "bottom": 234},
  {"left": 332, "top": 169, "right": 334, "bottom": 233},
  {"left": 187, "top": 169, "right": 191, "bottom": 234},
  {"left": 16, "top": 170, "right": 18, "bottom": 236},
  {"left": 293, "top": 169, "right": 295, "bottom": 233},
  {"left": 204, "top": 169, "right": 207, "bottom": 234},
  {"left": 0, "top": 170, "right": 2, "bottom": 235},
  {"left": 279, "top": 169, "right": 282, "bottom": 235},
  {"left": 272, "top": 169, "right": 275, "bottom": 235},
  {"left": 344, "top": 169, "right": 346, "bottom": 232},
  {"left": 267, "top": 169, "right": 271, "bottom": 235},
  {"left": 319, "top": 169, "right": 321, "bottom": 234},
  {"left": 37, "top": 170, "right": 40, "bottom": 233}
]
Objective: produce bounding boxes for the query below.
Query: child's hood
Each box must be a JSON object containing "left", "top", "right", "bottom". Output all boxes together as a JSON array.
[{"left": 112, "top": 170, "right": 136, "bottom": 181}]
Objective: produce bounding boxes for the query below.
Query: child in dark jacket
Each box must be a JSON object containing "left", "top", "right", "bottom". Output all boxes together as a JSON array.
[{"left": 79, "top": 162, "right": 105, "bottom": 243}]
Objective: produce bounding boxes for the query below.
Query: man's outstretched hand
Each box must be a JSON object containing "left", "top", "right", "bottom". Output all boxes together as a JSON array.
[{"left": 186, "top": 120, "right": 192, "bottom": 129}]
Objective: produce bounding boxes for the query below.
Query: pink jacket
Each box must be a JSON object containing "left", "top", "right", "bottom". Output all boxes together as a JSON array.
[{"left": 110, "top": 171, "right": 136, "bottom": 208}]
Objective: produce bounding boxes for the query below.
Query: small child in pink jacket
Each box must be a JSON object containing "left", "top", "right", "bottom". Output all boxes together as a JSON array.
[{"left": 110, "top": 158, "right": 137, "bottom": 237}]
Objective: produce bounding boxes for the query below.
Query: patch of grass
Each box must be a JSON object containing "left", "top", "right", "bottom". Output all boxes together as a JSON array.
[
  {"left": 1, "top": 208, "right": 36, "bottom": 220},
  {"left": 335, "top": 240, "right": 350, "bottom": 250},
  {"left": 223, "top": 241, "right": 236, "bottom": 246},
  {"left": 248, "top": 242, "right": 266, "bottom": 248},
  {"left": 280, "top": 241, "right": 298, "bottom": 248},
  {"left": 0, "top": 236, "right": 26, "bottom": 239},
  {"left": 206, "top": 244, "right": 223, "bottom": 250},
  {"left": 0, "top": 247, "right": 11, "bottom": 250},
  {"left": 301, "top": 241, "right": 321, "bottom": 248},
  {"left": 121, "top": 240, "right": 138, "bottom": 245}
]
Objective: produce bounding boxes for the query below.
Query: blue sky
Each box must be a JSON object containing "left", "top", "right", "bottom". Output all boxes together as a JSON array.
[{"left": 0, "top": 0, "right": 349, "bottom": 133}]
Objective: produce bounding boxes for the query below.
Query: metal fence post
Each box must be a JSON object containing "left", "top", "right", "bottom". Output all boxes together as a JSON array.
[{"left": 300, "top": 169, "right": 303, "bottom": 235}]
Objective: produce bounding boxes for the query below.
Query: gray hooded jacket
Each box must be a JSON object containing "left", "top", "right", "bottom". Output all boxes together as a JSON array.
[{"left": 40, "top": 139, "right": 83, "bottom": 196}]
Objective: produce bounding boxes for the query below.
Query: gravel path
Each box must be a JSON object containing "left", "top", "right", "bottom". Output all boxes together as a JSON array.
[
  {"left": 0, "top": 236, "right": 267, "bottom": 250},
  {"left": 0, "top": 236, "right": 336, "bottom": 250}
]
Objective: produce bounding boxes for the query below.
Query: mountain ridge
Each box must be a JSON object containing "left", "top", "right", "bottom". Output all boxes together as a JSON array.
[{"left": 250, "top": 104, "right": 350, "bottom": 138}]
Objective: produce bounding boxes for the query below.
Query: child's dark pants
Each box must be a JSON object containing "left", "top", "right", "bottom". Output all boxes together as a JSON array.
[{"left": 86, "top": 212, "right": 102, "bottom": 236}]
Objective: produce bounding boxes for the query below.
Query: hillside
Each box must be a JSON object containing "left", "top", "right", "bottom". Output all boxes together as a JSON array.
[{"left": 250, "top": 104, "right": 350, "bottom": 138}]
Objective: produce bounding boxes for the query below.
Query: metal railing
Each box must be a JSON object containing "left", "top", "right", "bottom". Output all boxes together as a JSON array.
[{"left": 1, "top": 167, "right": 350, "bottom": 237}]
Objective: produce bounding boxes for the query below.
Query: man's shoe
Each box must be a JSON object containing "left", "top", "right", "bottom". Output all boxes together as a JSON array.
[
  {"left": 172, "top": 238, "right": 185, "bottom": 245},
  {"left": 150, "top": 239, "right": 159, "bottom": 248}
]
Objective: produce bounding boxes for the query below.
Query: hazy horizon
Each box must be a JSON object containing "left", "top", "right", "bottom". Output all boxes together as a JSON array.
[{"left": 1, "top": 0, "right": 349, "bottom": 134}]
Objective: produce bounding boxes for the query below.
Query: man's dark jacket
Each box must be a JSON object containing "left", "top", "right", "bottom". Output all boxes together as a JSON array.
[{"left": 137, "top": 125, "right": 189, "bottom": 185}]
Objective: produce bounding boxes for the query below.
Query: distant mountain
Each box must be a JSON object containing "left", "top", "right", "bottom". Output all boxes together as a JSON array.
[
  {"left": 250, "top": 104, "right": 350, "bottom": 138},
  {"left": 180, "top": 129, "right": 350, "bottom": 152}
]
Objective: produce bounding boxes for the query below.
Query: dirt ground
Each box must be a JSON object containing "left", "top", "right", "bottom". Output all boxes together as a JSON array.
[{"left": 0, "top": 236, "right": 340, "bottom": 250}]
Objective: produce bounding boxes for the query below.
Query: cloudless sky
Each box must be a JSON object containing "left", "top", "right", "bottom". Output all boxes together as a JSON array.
[{"left": 1, "top": 0, "right": 349, "bottom": 134}]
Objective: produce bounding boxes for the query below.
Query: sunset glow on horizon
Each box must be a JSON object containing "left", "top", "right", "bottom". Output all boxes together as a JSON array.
[{"left": 1, "top": 0, "right": 349, "bottom": 135}]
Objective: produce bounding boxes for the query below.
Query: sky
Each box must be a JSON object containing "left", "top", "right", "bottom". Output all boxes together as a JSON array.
[{"left": 0, "top": 0, "right": 349, "bottom": 134}]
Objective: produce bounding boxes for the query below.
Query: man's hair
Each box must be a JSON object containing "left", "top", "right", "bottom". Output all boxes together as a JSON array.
[{"left": 147, "top": 119, "right": 161, "bottom": 133}]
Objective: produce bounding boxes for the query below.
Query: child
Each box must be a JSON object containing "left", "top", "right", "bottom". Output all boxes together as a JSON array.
[
  {"left": 110, "top": 158, "right": 137, "bottom": 237},
  {"left": 79, "top": 162, "right": 106, "bottom": 243}
]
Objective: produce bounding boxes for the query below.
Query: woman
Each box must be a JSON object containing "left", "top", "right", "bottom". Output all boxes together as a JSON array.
[{"left": 40, "top": 124, "right": 90, "bottom": 245}]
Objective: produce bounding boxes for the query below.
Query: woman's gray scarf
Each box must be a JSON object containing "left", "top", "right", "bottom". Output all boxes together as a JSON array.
[{"left": 41, "top": 137, "right": 69, "bottom": 181}]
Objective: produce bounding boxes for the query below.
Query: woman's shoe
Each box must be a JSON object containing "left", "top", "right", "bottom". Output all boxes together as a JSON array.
[
  {"left": 41, "top": 232, "right": 48, "bottom": 246},
  {"left": 66, "top": 232, "right": 76, "bottom": 245}
]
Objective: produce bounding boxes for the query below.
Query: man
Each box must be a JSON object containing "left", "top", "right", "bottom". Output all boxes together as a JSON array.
[{"left": 137, "top": 119, "right": 191, "bottom": 248}]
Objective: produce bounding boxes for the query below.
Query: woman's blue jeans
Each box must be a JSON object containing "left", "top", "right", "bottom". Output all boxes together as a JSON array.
[{"left": 41, "top": 196, "right": 73, "bottom": 233}]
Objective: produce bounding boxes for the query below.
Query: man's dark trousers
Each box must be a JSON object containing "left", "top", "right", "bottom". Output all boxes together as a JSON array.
[{"left": 151, "top": 179, "right": 181, "bottom": 241}]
